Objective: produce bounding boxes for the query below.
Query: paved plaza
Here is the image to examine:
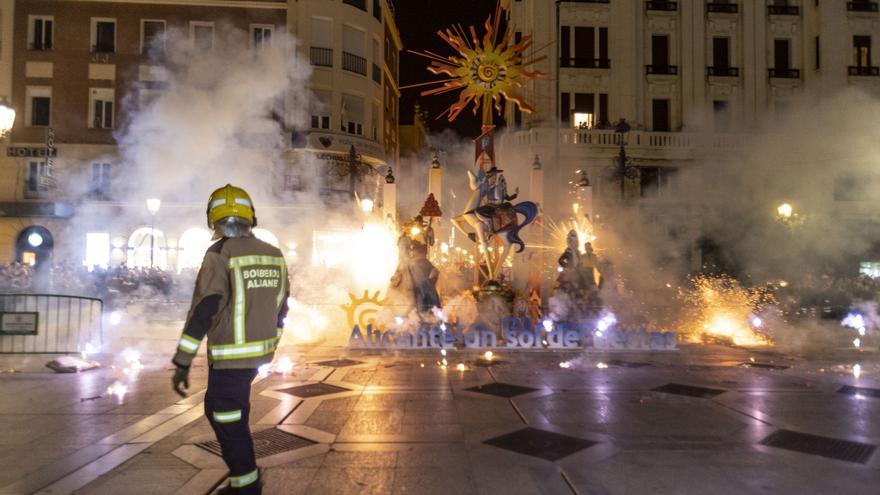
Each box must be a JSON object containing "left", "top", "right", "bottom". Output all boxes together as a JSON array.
[{"left": 0, "top": 343, "right": 877, "bottom": 494}]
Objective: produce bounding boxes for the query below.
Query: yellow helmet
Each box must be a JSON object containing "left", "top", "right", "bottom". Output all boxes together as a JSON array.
[{"left": 206, "top": 184, "right": 257, "bottom": 228}]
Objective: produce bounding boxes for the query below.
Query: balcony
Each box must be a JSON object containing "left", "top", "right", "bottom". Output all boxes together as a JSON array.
[
  {"left": 707, "top": 66, "right": 739, "bottom": 77},
  {"left": 848, "top": 65, "right": 880, "bottom": 75},
  {"left": 847, "top": 1, "right": 879, "bottom": 12},
  {"left": 646, "top": 64, "right": 678, "bottom": 75},
  {"left": 768, "top": 68, "right": 800, "bottom": 78},
  {"left": 343, "top": 0, "right": 367, "bottom": 11},
  {"left": 310, "top": 47, "right": 333, "bottom": 67},
  {"left": 706, "top": 2, "right": 738, "bottom": 14},
  {"left": 768, "top": 5, "right": 799, "bottom": 15},
  {"left": 646, "top": 1, "right": 677, "bottom": 11},
  {"left": 500, "top": 127, "right": 746, "bottom": 162},
  {"left": 560, "top": 58, "right": 611, "bottom": 69},
  {"left": 372, "top": 63, "right": 381, "bottom": 84},
  {"left": 343, "top": 51, "right": 367, "bottom": 76}
]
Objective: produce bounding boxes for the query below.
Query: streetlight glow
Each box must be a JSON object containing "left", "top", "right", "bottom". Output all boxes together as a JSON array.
[
  {"left": 360, "top": 197, "right": 374, "bottom": 214},
  {"left": 0, "top": 101, "right": 16, "bottom": 136},
  {"left": 146, "top": 198, "right": 162, "bottom": 215},
  {"left": 777, "top": 202, "right": 793, "bottom": 220},
  {"left": 28, "top": 232, "right": 43, "bottom": 247}
]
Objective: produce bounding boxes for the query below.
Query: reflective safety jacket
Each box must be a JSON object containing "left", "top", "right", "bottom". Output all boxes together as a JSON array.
[{"left": 172, "top": 235, "right": 289, "bottom": 370}]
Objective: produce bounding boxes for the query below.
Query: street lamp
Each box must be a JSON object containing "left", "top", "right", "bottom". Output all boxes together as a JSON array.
[
  {"left": 146, "top": 198, "right": 161, "bottom": 268},
  {"left": 776, "top": 202, "right": 793, "bottom": 220},
  {"left": 0, "top": 99, "right": 16, "bottom": 137},
  {"left": 614, "top": 118, "right": 639, "bottom": 201}
]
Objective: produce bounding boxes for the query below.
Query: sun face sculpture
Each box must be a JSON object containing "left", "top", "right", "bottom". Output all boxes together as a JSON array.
[{"left": 411, "top": 2, "right": 547, "bottom": 125}]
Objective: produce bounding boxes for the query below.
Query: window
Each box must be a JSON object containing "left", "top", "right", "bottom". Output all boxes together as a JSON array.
[
  {"left": 652, "top": 99, "right": 670, "bottom": 131},
  {"left": 251, "top": 25, "right": 273, "bottom": 50},
  {"left": 311, "top": 18, "right": 333, "bottom": 67},
  {"left": 713, "top": 37, "right": 730, "bottom": 68},
  {"left": 573, "top": 93, "right": 594, "bottom": 128},
  {"left": 639, "top": 167, "right": 677, "bottom": 198},
  {"left": 26, "top": 161, "right": 49, "bottom": 193},
  {"left": 371, "top": 102, "right": 379, "bottom": 140},
  {"left": 28, "top": 16, "right": 53, "bottom": 51},
  {"left": 652, "top": 35, "right": 669, "bottom": 67},
  {"left": 310, "top": 89, "right": 331, "bottom": 129},
  {"left": 373, "top": 0, "right": 382, "bottom": 21},
  {"left": 141, "top": 20, "right": 166, "bottom": 56},
  {"left": 89, "top": 162, "right": 111, "bottom": 198},
  {"left": 191, "top": 22, "right": 215, "bottom": 51},
  {"left": 854, "top": 35, "right": 871, "bottom": 67},
  {"left": 713, "top": 100, "right": 729, "bottom": 130},
  {"left": 343, "top": 25, "right": 367, "bottom": 75},
  {"left": 815, "top": 36, "right": 820, "bottom": 69},
  {"left": 89, "top": 88, "right": 114, "bottom": 129},
  {"left": 91, "top": 18, "right": 116, "bottom": 53},
  {"left": 341, "top": 94, "right": 364, "bottom": 135},
  {"left": 774, "top": 39, "right": 791, "bottom": 70},
  {"left": 26, "top": 86, "right": 51, "bottom": 127},
  {"left": 560, "top": 92, "right": 570, "bottom": 123}
]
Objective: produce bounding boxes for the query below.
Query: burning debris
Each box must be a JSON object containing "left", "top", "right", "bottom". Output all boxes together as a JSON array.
[{"left": 678, "top": 275, "right": 773, "bottom": 346}]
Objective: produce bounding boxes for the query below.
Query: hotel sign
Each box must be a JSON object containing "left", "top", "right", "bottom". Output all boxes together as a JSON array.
[{"left": 7, "top": 147, "right": 58, "bottom": 158}]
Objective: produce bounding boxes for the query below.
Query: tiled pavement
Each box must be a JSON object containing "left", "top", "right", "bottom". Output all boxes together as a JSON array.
[{"left": 0, "top": 344, "right": 878, "bottom": 494}]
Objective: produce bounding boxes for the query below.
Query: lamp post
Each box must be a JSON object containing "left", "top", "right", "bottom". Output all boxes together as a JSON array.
[
  {"left": 146, "top": 198, "right": 161, "bottom": 268},
  {"left": 614, "top": 118, "right": 639, "bottom": 201}
]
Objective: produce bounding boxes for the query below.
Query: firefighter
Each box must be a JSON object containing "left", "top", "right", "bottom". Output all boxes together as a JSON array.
[{"left": 171, "top": 184, "right": 288, "bottom": 495}]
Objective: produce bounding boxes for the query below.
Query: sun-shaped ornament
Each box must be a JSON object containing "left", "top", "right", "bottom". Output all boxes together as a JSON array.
[{"left": 407, "top": 1, "right": 547, "bottom": 126}]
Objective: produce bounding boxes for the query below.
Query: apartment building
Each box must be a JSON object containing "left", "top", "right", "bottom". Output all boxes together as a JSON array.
[
  {"left": 0, "top": 0, "right": 401, "bottom": 270},
  {"left": 502, "top": 0, "right": 880, "bottom": 213}
]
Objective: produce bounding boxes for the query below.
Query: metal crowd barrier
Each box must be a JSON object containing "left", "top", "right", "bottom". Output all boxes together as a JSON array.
[{"left": 0, "top": 293, "right": 103, "bottom": 354}]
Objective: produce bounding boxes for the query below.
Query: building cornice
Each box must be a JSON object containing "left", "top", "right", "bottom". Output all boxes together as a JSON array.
[{"left": 54, "top": 0, "right": 287, "bottom": 10}]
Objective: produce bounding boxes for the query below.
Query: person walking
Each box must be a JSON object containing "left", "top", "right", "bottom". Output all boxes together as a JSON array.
[{"left": 171, "top": 184, "right": 289, "bottom": 494}]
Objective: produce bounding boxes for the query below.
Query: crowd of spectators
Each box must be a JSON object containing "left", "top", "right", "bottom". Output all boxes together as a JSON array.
[
  {"left": 0, "top": 262, "right": 197, "bottom": 306},
  {"left": 773, "top": 274, "right": 880, "bottom": 318}
]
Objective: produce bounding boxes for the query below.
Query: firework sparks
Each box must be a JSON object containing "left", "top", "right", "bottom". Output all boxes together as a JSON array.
[
  {"left": 106, "top": 381, "right": 128, "bottom": 402},
  {"left": 678, "top": 275, "right": 773, "bottom": 346}
]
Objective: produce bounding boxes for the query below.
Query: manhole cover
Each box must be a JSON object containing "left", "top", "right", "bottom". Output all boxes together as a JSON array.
[
  {"left": 740, "top": 362, "right": 790, "bottom": 370},
  {"left": 484, "top": 427, "right": 597, "bottom": 461},
  {"left": 760, "top": 429, "right": 876, "bottom": 464},
  {"left": 652, "top": 383, "right": 726, "bottom": 398},
  {"left": 838, "top": 385, "right": 880, "bottom": 399},
  {"left": 607, "top": 359, "right": 651, "bottom": 368},
  {"left": 313, "top": 359, "right": 363, "bottom": 368},
  {"left": 197, "top": 428, "right": 315, "bottom": 459},
  {"left": 278, "top": 382, "right": 350, "bottom": 398},
  {"left": 466, "top": 382, "right": 538, "bottom": 398}
]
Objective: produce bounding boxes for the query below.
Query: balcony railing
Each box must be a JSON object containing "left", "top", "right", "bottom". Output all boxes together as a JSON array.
[
  {"left": 343, "top": 51, "right": 367, "bottom": 76},
  {"left": 768, "top": 5, "right": 799, "bottom": 15},
  {"left": 372, "top": 63, "right": 381, "bottom": 83},
  {"left": 500, "top": 128, "right": 747, "bottom": 157},
  {"left": 707, "top": 66, "right": 739, "bottom": 77},
  {"left": 646, "top": 64, "right": 678, "bottom": 75},
  {"left": 848, "top": 65, "right": 880, "bottom": 75},
  {"left": 768, "top": 68, "right": 800, "bottom": 78},
  {"left": 706, "top": 2, "right": 738, "bottom": 14},
  {"left": 343, "top": 0, "right": 367, "bottom": 11},
  {"left": 310, "top": 46, "right": 333, "bottom": 67},
  {"left": 847, "top": 2, "right": 879, "bottom": 12},
  {"left": 560, "top": 58, "right": 611, "bottom": 69},
  {"left": 646, "top": 1, "right": 677, "bottom": 11}
]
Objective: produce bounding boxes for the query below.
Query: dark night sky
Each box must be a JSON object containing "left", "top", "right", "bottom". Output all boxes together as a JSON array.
[{"left": 394, "top": 0, "right": 499, "bottom": 137}]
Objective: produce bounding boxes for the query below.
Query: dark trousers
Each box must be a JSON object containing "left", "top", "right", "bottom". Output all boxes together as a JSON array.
[{"left": 205, "top": 367, "right": 260, "bottom": 494}]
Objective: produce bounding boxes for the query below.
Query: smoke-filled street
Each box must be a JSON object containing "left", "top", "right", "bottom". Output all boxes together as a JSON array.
[{"left": 0, "top": 337, "right": 877, "bottom": 494}]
